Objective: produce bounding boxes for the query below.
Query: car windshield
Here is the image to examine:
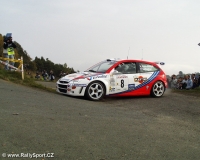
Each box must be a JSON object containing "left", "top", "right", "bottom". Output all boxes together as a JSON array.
[{"left": 85, "top": 60, "right": 117, "bottom": 73}]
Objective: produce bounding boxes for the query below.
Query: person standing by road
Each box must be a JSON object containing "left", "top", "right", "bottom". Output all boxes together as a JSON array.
[
  {"left": 186, "top": 75, "right": 193, "bottom": 89},
  {"left": 49, "top": 70, "right": 55, "bottom": 81},
  {"left": 170, "top": 75, "right": 177, "bottom": 89},
  {"left": 3, "top": 36, "right": 16, "bottom": 70}
]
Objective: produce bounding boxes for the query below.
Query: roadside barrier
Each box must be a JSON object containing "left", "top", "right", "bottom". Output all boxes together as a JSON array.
[{"left": 0, "top": 56, "right": 24, "bottom": 80}]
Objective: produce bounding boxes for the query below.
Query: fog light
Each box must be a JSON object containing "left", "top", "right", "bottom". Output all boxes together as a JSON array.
[{"left": 72, "top": 86, "right": 76, "bottom": 89}]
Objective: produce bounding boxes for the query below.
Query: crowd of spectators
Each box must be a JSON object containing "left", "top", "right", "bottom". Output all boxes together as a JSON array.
[
  {"left": 35, "top": 70, "right": 68, "bottom": 81},
  {"left": 168, "top": 74, "right": 200, "bottom": 90},
  {"left": 35, "top": 70, "right": 55, "bottom": 81}
]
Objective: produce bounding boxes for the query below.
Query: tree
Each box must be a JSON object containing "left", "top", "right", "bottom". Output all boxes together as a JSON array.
[
  {"left": 28, "top": 61, "right": 37, "bottom": 71},
  {"left": 14, "top": 41, "right": 31, "bottom": 64},
  {"left": 33, "top": 56, "right": 74, "bottom": 76},
  {"left": 0, "top": 32, "right": 77, "bottom": 75},
  {"left": 63, "top": 63, "right": 67, "bottom": 68},
  {"left": 0, "top": 34, "right": 3, "bottom": 57}
]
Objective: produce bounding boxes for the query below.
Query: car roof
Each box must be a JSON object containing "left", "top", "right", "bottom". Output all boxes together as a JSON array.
[{"left": 106, "top": 58, "right": 158, "bottom": 65}]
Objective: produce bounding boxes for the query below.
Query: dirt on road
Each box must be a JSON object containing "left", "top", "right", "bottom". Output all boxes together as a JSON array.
[{"left": 0, "top": 79, "right": 200, "bottom": 160}]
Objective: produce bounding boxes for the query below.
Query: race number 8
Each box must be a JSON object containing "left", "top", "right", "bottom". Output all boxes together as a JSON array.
[{"left": 121, "top": 79, "right": 124, "bottom": 88}]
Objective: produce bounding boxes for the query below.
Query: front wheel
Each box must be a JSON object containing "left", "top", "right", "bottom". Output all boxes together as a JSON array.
[
  {"left": 151, "top": 81, "right": 165, "bottom": 97},
  {"left": 85, "top": 81, "right": 105, "bottom": 101}
]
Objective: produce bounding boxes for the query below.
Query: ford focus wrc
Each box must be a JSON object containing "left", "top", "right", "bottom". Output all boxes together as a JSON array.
[{"left": 56, "top": 59, "right": 167, "bottom": 101}]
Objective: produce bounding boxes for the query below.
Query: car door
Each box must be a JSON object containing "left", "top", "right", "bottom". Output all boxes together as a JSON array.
[{"left": 109, "top": 62, "right": 137, "bottom": 93}]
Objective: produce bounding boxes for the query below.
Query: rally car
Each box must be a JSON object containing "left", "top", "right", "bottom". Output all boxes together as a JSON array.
[{"left": 56, "top": 58, "right": 167, "bottom": 101}]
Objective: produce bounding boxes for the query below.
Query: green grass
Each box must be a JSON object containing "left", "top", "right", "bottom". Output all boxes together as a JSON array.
[
  {"left": 172, "top": 87, "right": 200, "bottom": 97},
  {"left": 0, "top": 67, "right": 56, "bottom": 93}
]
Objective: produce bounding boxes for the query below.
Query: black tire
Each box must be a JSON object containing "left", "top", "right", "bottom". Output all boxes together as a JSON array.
[
  {"left": 85, "top": 81, "right": 105, "bottom": 101},
  {"left": 151, "top": 81, "right": 165, "bottom": 97}
]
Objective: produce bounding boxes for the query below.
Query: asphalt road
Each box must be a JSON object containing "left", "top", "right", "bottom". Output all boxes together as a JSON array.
[{"left": 0, "top": 79, "right": 200, "bottom": 160}]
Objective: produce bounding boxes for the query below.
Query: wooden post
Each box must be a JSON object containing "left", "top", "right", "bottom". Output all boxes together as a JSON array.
[{"left": 21, "top": 56, "right": 24, "bottom": 80}]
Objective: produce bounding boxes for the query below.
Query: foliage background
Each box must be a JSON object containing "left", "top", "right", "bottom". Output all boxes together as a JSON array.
[{"left": 0, "top": 33, "right": 75, "bottom": 77}]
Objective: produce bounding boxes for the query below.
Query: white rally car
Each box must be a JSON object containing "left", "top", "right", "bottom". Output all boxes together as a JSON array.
[{"left": 56, "top": 59, "right": 167, "bottom": 101}]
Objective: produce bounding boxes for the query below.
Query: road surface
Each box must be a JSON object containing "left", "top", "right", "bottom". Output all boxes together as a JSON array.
[{"left": 0, "top": 79, "right": 200, "bottom": 160}]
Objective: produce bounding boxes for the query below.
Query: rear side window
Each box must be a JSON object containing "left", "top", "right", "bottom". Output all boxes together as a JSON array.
[{"left": 138, "top": 63, "right": 159, "bottom": 73}]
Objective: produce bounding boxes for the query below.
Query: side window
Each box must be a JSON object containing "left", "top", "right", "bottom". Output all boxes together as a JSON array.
[
  {"left": 115, "top": 62, "right": 136, "bottom": 74},
  {"left": 138, "top": 63, "right": 159, "bottom": 73}
]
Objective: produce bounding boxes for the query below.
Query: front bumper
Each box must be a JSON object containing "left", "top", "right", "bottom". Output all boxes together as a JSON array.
[{"left": 56, "top": 82, "right": 86, "bottom": 96}]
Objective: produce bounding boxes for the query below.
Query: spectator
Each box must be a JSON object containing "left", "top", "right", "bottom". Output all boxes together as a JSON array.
[
  {"left": 181, "top": 75, "right": 187, "bottom": 89},
  {"left": 190, "top": 73, "right": 199, "bottom": 89},
  {"left": 64, "top": 71, "right": 68, "bottom": 76},
  {"left": 186, "top": 75, "right": 193, "bottom": 89},
  {"left": 3, "top": 36, "right": 16, "bottom": 70},
  {"left": 195, "top": 74, "right": 199, "bottom": 83},
  {"left": 167, "top": 77, "right": 171, "bottom": 88},
  {"left": 198, "top": 76, "right": 200, "bottom": 87},
  {"left": 192, "top": 79, "right": 199, "bottom": 89},
  {"left": 170, "top": 75, "right": 177, "bottom": 89},
  {"left": 59, "top": 70, "right": 67, "bottom": 78},
  {"left": 35, "top": 71, "right": 40, "bottom": 80},
  {"left": 191, "top": 74, "right": 195, "bottom": 80},
  {"left": 24, "top": 64, "right": 29, "bottom": 73},
  {"left": 49, "top": 70, "right": 55, "bottom": 81},
  {"left": 59, "top": 71, "right": 63, "bottom": 78},
  {"left": 42, "top": 70, "right": 48, "bottom": 80},
  {"left": 177, "top": 77, "right": 183, "bottom": 89}
]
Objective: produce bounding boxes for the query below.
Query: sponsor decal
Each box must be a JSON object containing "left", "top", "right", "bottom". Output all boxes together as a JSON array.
[
  {"left": 87, "top": 74, "right": 107, "bottom": 80},
  {"left": 87, "top": 77, "right": 92, "bottom": 80},
  {"left": 128, "top": 84, "right": 135, "bottom": 90},
  {"left": 110, "top": 77, "right": 115, "bottom": 87},
  {"left": 109, "top": 88, "right": 115, "bottom": 92},
  {"left": 74, "top": 84, "right": 87, "bottom": 87},
  {"left": 117, "top": 75, "right": 128, "bottom": 79},
  {"left": 160, "top": 62, "right": 165, "bottom": 65},
  {"left": 68, "top": 84, "right": 87, "bottom": 87},
  {"left": 93, "top": 74, "right": 107, "bottom": 79},
  {"left": 134, "top": 76, "right": 147, "bottom": 83},
  {"left": 146, "top": 85, "right": 149, "bottom": 90}
]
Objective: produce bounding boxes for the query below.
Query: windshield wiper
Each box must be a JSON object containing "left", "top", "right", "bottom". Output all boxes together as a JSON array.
[{"left": 87, "top": 70, "right": 96, "bottom": 72}]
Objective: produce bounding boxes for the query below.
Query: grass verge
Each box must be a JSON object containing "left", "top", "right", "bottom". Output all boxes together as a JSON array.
[
  {"left": 172, "top": 87, "right": 200, "bottom": 97},
  {"left": 0, "top": 67, "right": 56, "bottom": 93}
]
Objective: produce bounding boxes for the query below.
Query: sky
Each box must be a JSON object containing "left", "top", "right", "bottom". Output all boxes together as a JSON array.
[{"left": 1, "top": 0, "right": 200, "bottom": 75}]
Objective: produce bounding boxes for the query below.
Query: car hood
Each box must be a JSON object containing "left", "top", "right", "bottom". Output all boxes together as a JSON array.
[{"left": 59, "top": 72, "right": 104, "bottom": 82}]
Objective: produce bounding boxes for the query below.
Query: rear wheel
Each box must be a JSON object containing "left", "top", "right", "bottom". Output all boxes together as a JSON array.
[
  {"left": 151, "top": 81, "right": 165, "bottom": 97},
  {"left": 86, "top": 81, "right": 105, "bottom": 101}
]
